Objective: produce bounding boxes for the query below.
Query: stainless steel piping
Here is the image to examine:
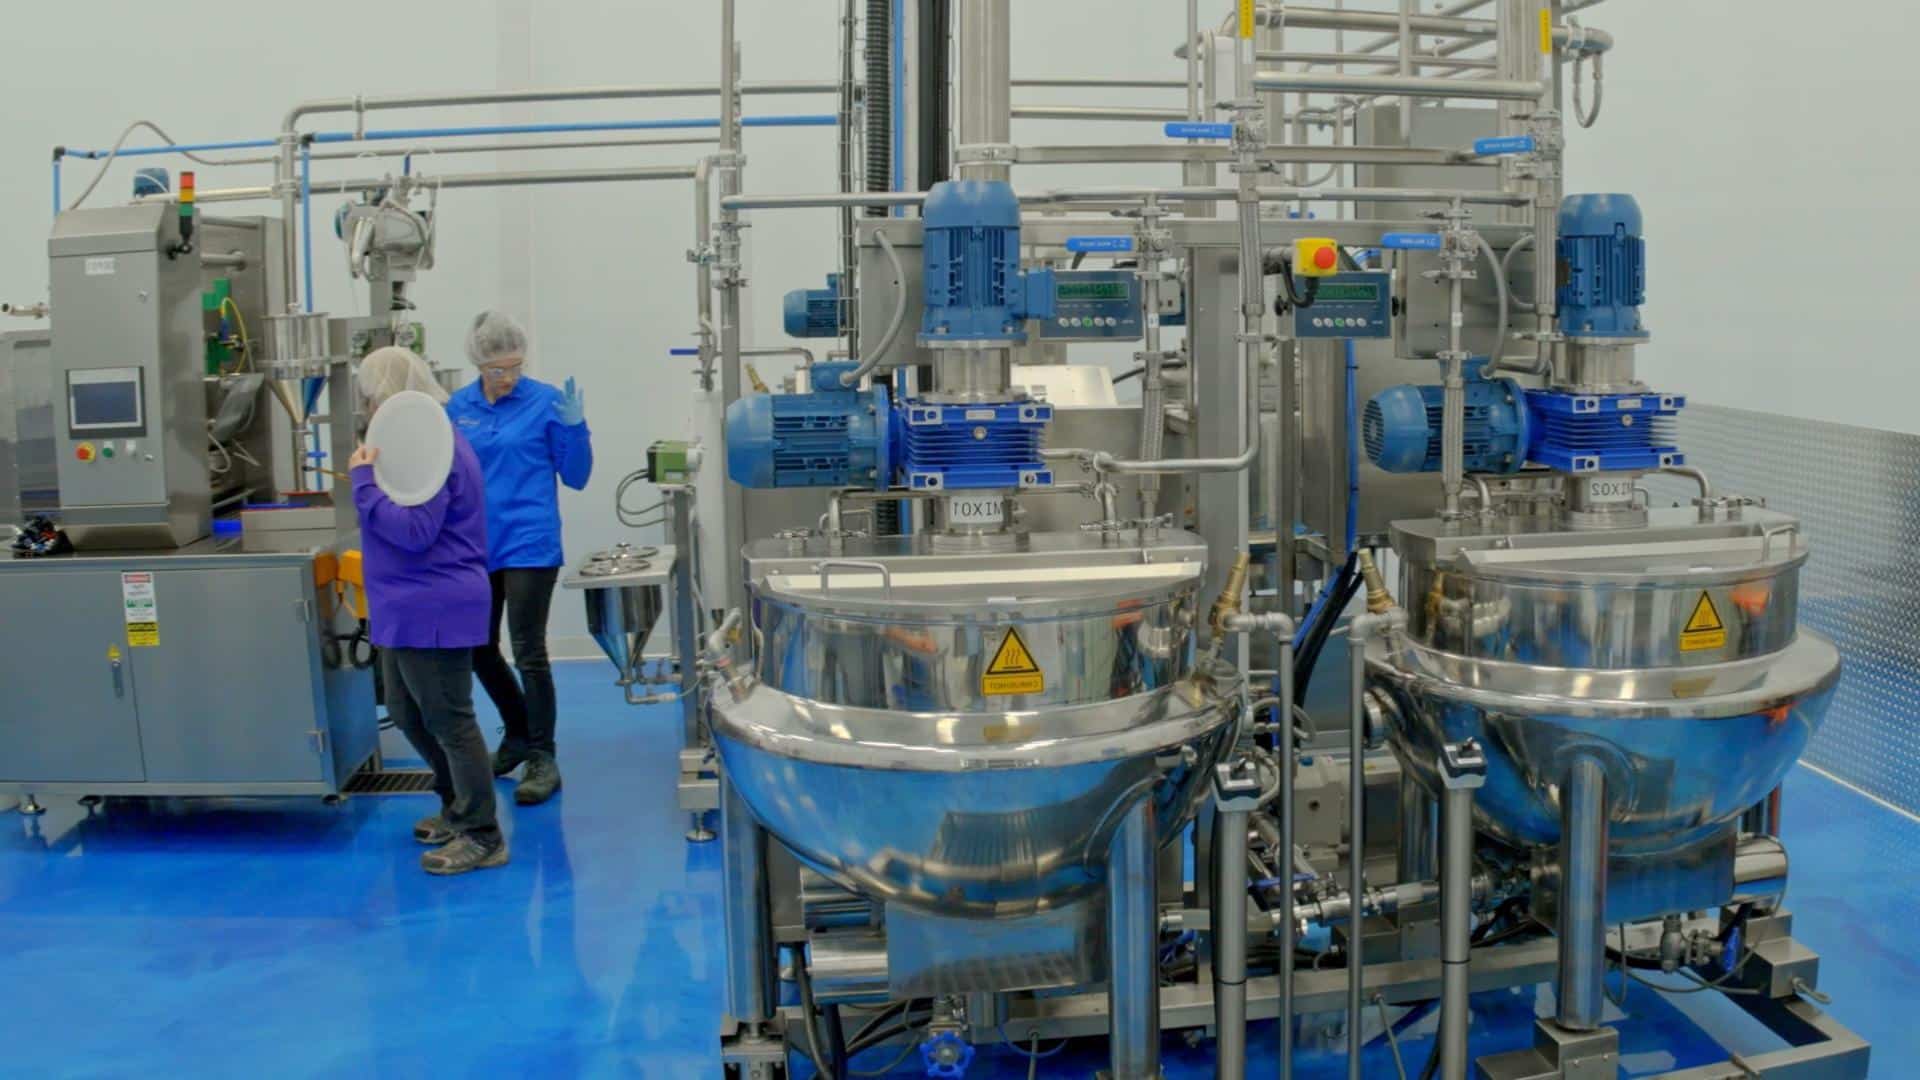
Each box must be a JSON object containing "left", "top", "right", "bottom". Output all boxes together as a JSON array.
[
  {"left": 1252, "top": 71, "right": 1549, "bottom": 101},
  {"left": 158, "top": 165, "right": 702, "bottom": 204},
  {"left": 1437, "top": 743, "right": 1487, "bottom": 1079},
  {"left": 1223, "top": 610, "right": 1298, "bottom": 1076},
  {"left": 1346, "top": 610, "right": 1404, "bottom": 1080},
  {"left": 955, "top": 0, "right": 1012, "bottom": 184},
  {"left": 1010, "top": 105, "right": 1191, "bottom": 122},
  {"left": 1556, "top": 755, "right": 1609, "bottom": 1031}
]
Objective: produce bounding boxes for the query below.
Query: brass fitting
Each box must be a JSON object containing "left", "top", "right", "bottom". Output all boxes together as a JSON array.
[
  {"left": 1209, "top": 553, "right": 1251, "bottom": 640},
  {"left": 1357, "top": 550, "right": 1395, "bottom": 614}
]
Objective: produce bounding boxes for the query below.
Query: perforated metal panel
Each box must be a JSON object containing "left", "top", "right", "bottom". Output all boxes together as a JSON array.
[{"left": 1645, "top": 405, "right": 1920, "bottom": 815}]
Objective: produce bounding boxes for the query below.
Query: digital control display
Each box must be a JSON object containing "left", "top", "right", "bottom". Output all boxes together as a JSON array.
[
  {"left": 67, "top": 367, "right": 146, "bottom": 434},
  {"left": 1314, "top": 282, "right": 1380, "bottom": 303},
  {"left": 1057, "top": 281, "right": 1129, "bottom": 302}
]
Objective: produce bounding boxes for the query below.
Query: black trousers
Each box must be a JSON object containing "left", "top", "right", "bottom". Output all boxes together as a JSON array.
[
  {"left": 381, "top": 646, "right": 499, "bottom": 842},
  {"left": 474, "top": 566, "right": 561, "bottom": 757}
]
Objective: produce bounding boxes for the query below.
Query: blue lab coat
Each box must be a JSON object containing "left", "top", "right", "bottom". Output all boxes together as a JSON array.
[{"left": 446, "top": 376, "right": 593, "bottom": 571}]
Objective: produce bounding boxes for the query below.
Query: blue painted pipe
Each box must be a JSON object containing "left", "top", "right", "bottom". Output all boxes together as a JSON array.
[
  {"left": 61, "top": 138, "right": 280, "bottom": 160},
  {"left": 51, "top": 158, "right": 61, "bottom": 218}
]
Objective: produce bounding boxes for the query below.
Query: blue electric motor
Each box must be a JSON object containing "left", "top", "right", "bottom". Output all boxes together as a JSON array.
[
  {"left": 724, "top": 361, "right": 892, "bottom": 488},
  {"left": 782, "top": 274, "right": 845, "bottom": 338},
  {"left": 1363, "top": 362, "right": 1531, "bottom": 475},
  {"left": 919, "top": 180, "right": 1054, "bottom": 344},
  {"left": 1556, "top": 193, "right": 1648, "bottom": 339}
]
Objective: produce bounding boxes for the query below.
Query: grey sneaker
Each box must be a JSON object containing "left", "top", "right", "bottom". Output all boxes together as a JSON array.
[
  {"left": 421, "top": 833, "right": 509, "bottom": 876},
  {"left": 515, "top": 753, "right": 563, "bottom": 805},
  {"left": 412, "top": 814, "right": 455, "bottom": 845},
  {"left": 492, "top": 743, "right": 531, "bottom": 777}
]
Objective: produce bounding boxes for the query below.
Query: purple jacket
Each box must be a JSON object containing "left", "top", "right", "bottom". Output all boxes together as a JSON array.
[{"left": 352, "top": 433, "right": 492, "bottom": 650}]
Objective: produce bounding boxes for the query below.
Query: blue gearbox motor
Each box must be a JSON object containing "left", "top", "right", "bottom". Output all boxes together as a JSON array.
[
  {"left": 1363, "top": 362, "right": 1531, "bottom": 475},
  {"left": 782, "top": 274, "right": 845, "bottom": 338},
  {"left": 1556, "top": 193, "right": 1648, "bottom": 339},
  {"left": 919, "top": 180, "right": 1054, "bottom": 344},
  {"left": 724, "top": 361, "right": 891, "bottom": 488}
]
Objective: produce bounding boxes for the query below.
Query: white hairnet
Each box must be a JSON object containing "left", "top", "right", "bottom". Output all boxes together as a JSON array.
[
  {"left": 466, "top": 310, "right": 529, "bottom": 366},
  {"left": 357, "top": 346, "right": 448, "bottom": 409}
]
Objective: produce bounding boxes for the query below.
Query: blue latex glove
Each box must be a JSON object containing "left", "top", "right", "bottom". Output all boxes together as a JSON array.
[{"left": 554, "top": 376, "right": 587, "bottom": 426}]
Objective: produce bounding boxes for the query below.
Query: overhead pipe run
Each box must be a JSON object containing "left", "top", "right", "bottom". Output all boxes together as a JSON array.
[{"left": 1252, "top": 71, "right": 1549, "bottom": 102}]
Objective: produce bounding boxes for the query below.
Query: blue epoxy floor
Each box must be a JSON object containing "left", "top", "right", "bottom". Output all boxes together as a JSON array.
[{"left": 1, "top": 661, "right": 1913, "bottom": 1077}]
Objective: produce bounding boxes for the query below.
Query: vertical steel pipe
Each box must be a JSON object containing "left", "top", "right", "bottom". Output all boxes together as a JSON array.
[
  {"left": 720, "top": 776, "right": 777, "bottom": 1026},
  {"left": 1213, "top": 791, "right": 1252, "bottom": 1078},
  {"left": 1556, "top": 756, "right": 1610, "bottom": 1031},
  {"left": 1278, "top": 639, "right": 1298, "bottom": 1072},
  {"left": 954, "top": 0, "right": 1011, "bottom": 183},
  {"left": 1106, "top": 796, "right": 1160, "bottom": 1080},
  {"left": 1439, "top": 770, "right": 1479, "bottom": 1076},
  {"left": 1398, "top": 775, "right": 1438, "bottom": 884}
]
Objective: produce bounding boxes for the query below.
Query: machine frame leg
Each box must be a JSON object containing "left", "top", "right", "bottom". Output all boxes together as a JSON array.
[{"left": 1101, "top": 795, "right": 1162, "bottom": 1080}]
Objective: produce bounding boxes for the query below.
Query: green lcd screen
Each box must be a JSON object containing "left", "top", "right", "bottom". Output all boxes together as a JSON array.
[
  {"left": 1315, "top": 282, "right": 1381, "bottom": 303},
  {"left": 1057, "top": 281, "right": 1129, "bottom": 302}
]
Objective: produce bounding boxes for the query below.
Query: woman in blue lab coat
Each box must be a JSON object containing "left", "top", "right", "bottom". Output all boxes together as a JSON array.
[{"left": 445, "top": 311, "right": 593, "bottom": 805}]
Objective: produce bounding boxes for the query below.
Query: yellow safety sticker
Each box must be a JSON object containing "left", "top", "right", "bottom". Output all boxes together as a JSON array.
[
  {"left": 982, "top": 626, "right": 1045, "bottom": 697},
  {"left": 1679, "top": 592, "right": 1726, "bottom": 652},
  {"left": 1539, "top": 8, "right": 1553, "bottom": 53},
  {"left": 1239, "top": 0, "right": 1257, "bottom": 40},
  {"left": 121, "top": 570, "right": 159, "bottom": 648}
]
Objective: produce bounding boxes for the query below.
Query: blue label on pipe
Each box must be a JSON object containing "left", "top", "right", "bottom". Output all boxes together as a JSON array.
[
  {"left": 1065, "top": 236, "right": 1134, "bottom": 253},
  {"left": 1381, "top": 232, "right": 1444, "bottom": 251},
  {"left": 668, "top": 348, "right": 701, "bottom": 356},
  {"left": 1473, "top": 135, "right": 1536, "bottom": 156},
  {"left": 1163, "top": 122, "right": 1234, "bottom": 140}
]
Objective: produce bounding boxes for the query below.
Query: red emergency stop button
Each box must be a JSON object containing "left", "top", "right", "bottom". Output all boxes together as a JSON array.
[
  {"left": 1295, "top": 237, "right": 1340, "bottom": 278},
  {"left": 76, "top": 442, "right": 96, "bottom": 462}
]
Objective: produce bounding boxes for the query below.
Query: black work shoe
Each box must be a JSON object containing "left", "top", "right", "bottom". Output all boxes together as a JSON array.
[
  {"left": 492, "top": 743, "right": 531, "bottom": 777},
  {"left": 421, "top": 834, "right": 509, "bottom": 876},
  {"left": 515, "top": 753, "right": 563, "bottom": 805},
  {"left": 413, "top": 814, "right": 455, "bottom": 845}
]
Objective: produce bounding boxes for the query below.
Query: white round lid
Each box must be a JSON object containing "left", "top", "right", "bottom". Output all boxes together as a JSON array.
[{"left": 364, "top": 390, "right": 455, "bottom": 507}]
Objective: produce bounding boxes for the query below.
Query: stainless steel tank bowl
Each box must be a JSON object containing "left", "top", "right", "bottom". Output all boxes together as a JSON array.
[
  {"left": 1368, "top": 632, "right": 1840, "bottom": 854},
  {"left": 710, "top": 663, "right": 1242, "bottom": 920}
]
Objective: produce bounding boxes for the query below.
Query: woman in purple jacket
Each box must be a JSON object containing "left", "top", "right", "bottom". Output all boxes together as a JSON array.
[{"left": 352, "top": 348, "right": 506, "bottom": 876}]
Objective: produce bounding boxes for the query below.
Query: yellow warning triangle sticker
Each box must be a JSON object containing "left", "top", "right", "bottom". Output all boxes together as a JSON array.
[
  {"left": 1680, "top": 592, "right": 1727, "bottom": 652},
  {"left": 982, "top": 627, "right": 1045, "bottom": 696},
  {"left": 1685, "top": 593, "right": 1725, "bottom": 634}
]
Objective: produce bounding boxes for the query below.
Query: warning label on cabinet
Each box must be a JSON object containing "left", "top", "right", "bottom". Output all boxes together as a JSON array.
[
  {"left": 981, "top": 627, "right": 1045, "bottom": 697},
  {"left": 121, "top": 571, "right": 159, "bottom": 647},
  {"left": 1679, "top": 592, "right": 1725, "bottom": 652}
]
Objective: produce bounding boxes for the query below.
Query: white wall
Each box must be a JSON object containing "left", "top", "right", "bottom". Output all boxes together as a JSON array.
[
  {"left": 1562, "top": 1, "right": 1920, "bottom": 432},
  {"left": 5, "top": 1, "right": 1914, "bottom": 655}
]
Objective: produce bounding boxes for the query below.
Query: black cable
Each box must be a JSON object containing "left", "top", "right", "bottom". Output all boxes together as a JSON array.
[
  {"left": 1416, "top": 1039, "right": 1440, "bottom": 1080},
  {"left": 824, "top": 1004, "right": 849, "bottom": 1078},
  {"left": 846, "top": 1016, "right": 933, "bottom": 1058},
  {"left": 792, "top": 947, "right": 844, "bottom": 1080},
  {"left": 1292, "top": 555, "right": 1363, "bottom": 705},
  {"left": 1269, "top": 254, "right": 1320, "bottom": 312},
  {"left": 1112, "top": 360, "right": 1189, "bottom": 385},
  {"left": 1071, "top": 250, "right": 1086, "bottom": 269}
]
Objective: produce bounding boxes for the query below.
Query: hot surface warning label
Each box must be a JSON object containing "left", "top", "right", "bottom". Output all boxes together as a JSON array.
[
  {"left": 1680, "top": 592, "right": 1725, "bottom": 652},
  {"left": 981, "top": 626, "right": 1044, "bottom": 696}
]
